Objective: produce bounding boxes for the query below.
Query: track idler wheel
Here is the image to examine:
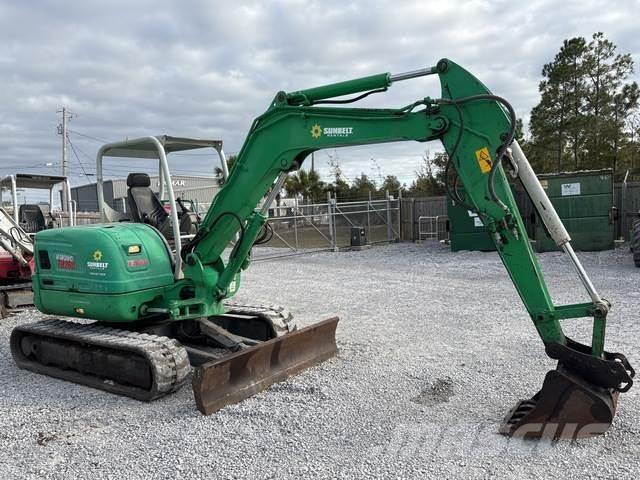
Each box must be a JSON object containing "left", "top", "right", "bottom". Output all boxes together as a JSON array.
[{"left": 499, "top": 364, "right": 619, "bottom": 439}]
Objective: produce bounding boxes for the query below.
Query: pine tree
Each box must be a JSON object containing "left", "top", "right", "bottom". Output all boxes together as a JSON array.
[
  {"left": 379, "top": 175, "right": 402, "bottom": 196},
  {"left": 350, "top": 173, "right": 377, "bottom": 200},
  {"left": 528, "top": 33, "right": 638, "bottom": 175},
  {"left": 563, "top": 37, "right": 588, "bottom": 169},
  {"left": 529, "top": 37, "right": 587, "bottom": 171},
  {"left": 407, "top": 151, "right": 447, "bottom": 196}
]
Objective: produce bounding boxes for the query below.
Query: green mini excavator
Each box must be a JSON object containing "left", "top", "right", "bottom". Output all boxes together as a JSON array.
[{"left": 11, "top": 59, "right": 634, "bottom": 439}]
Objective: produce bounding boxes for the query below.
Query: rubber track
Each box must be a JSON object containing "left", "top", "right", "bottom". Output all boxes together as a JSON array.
[
  {"left": 223, "top": 301, "right": 297, "bottom": 336},
  {"left": 11, "top": 319, "right": 190, "bottom": 401},
  {"left": 10, "top": 303, "right": 293, "bottom": 401},
  {"left": 632, "top": 218, "right": 640, "bottom": 268}
]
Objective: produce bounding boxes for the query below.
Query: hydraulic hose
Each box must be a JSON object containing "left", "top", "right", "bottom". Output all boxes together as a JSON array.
[
  {"left": 436, "top": 94, "right": 517, "bottom": 212},
  {"left": 439, "top": 99, "right": 475, "bottom": 212}
]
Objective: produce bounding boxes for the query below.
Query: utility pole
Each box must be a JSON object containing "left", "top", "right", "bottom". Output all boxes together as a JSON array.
[
  {"left": 57, "top": 107, "right": 71, "bottom": 213},
  {"left": 311, "top": 152, "right": 315, "bottom": 173}
]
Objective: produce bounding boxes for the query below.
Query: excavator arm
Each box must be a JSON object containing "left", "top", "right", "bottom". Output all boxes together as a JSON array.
[
  {"left": 181, "top": 58, "right": 633, "bottom": 437},
  {"left": 0, "top": 207, "right": 34, "bottom": 267}
]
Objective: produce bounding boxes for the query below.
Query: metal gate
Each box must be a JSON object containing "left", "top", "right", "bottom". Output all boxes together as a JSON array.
[
  {"left": 253, "top": 192, "right": 400, "bottom": 261},
  {"left": 417, "top": 215, "right": 448, "bottom": 242}
]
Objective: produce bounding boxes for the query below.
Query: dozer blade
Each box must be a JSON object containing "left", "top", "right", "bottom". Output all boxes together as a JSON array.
[
  {"left": 192, "top": 316, "right": 338, "bottom": 415},
  {"left": 499, "top": 364, "right": 618, "bottom": 439},
  {"left": 0, "top": 282, "right": 33, "bottom": 318}
]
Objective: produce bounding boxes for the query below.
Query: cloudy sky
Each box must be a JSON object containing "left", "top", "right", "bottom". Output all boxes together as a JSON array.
[{"left": 1, "top": 0, "right": 639, "bottom": 203}]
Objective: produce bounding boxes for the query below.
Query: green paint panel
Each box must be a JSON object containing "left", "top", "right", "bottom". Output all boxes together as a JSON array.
[
  {"left": 539, "top": 172, "right": 613, "bottom": 196},
  {"left": 33, "top": 223, "right": 174, "bottom": 321},
  {"left": 34, "top": 287, "right": 168, "bottom": 322},
  {"left": 534, "top": 170, "right": 614, "bottom": 252},
  {"left": 449, "top": 233, "right": 496, "bottom": 252},
  {"left": 549, "top": 194, "right": 612, "bottom": 218},
  {"left": 447, "top": 194, "right": 496, "bottom": 252},
  {"left": 535, "top": 217, "right": 614, "bottom": 252}
]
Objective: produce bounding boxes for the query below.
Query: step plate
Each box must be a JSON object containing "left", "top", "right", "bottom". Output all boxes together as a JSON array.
[{"left": 192, "top": 316, "right": 339, "bottom": 415}]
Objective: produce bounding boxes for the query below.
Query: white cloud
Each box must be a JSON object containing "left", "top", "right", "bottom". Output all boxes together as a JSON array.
[{"left": 0, "top": 0, "right": 638, "bottom": 200}]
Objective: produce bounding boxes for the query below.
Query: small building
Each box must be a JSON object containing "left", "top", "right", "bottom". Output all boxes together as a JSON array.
[{"left": 71, "top": 175, "right": 221, "bottom": 213}]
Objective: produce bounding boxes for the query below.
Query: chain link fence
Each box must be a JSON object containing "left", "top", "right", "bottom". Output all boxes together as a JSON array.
[{"left": 254, "top": 192, "right": 401, "bottom": 260}]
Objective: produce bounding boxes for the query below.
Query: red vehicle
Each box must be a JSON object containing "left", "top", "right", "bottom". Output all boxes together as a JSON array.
[
  {"left": 0, "top": 173, "right": 71, "bottom": 286},
  {"left": 0, "top": 207, "right": 35, "bottom": 314},
  {"left": 0, "top": 249, "right": 32, "bottom": 282}
]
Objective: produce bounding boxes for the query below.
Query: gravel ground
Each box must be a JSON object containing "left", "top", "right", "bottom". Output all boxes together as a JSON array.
[{"left": 1, "top": 242, "right": 638, "bottom": 479}]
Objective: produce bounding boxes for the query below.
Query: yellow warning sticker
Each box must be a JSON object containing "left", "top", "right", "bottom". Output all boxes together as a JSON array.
[{"left": 475, "top": 147, "right": 492, "bottom": 174}]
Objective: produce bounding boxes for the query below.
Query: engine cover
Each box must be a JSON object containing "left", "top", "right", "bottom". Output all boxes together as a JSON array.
[{"left": 33, "top": 223, "right": 174, "bottom": 322}]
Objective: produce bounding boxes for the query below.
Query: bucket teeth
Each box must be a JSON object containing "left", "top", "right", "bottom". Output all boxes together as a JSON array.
[{"left": 499, "top": 364, "right": 618, "bottom": 440}]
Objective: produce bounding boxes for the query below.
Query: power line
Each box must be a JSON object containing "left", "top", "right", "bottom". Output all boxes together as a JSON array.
[
  {"left": 68, "top": 132, "right": 220, "bottom": 172},
  {"left": 68, "top": 129, "right": 110, "bottom": 143},
  {"left": 0, "top": 162, "right": 59, "bottom": 171},
  {"left": 80, "top": 165, "right": 219, "bottom": 176},
  {"left": 67, "top": 137, "right": 90, "bottom": 178},
  {"left": 69, "top": 148, "right": 216, "bottom": 178},
  {"left": 67, "top": 141, "right": 99, "bottom": 168},
  {"left": 69, "top": 129, "right": 240, "bottom": 158}
]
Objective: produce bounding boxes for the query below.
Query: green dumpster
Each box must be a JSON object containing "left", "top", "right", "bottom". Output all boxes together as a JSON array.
[
  {"left": 533, "top": 169, "right": 614, "bottom": 252},
  {"left": 447, "top": 194, "right": 496, "bottom": 252}
]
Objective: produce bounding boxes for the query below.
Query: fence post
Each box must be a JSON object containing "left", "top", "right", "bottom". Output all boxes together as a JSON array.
[
  {"left": 621, "top": 172, "right": 628, "bottom": 240},
  {"left": 410, "top": 197, "right": 415, "bottom": 241},
  {"left": 397, "top": 189, "right": 402, "bottom": 241},
  {"left": 332, "top": 192, "right": 338, "bottom": 251},
  {"left": 367, "top": 190, "right": 372, "bottom": 240},
  {"left": 385, "top": 190, "right": 392, "bottom": 242},
  {"left": 293, "top": 196, "right": 299, "bottom": 250},
  {"left": 327, "top": 191, "right": 336, "bottom": 251}
]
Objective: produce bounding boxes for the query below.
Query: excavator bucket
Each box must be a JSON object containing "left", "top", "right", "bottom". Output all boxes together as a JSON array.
[
  {"left": 192, "top": 316, "right": 339, "bottom": 415},
  {"left": 499, "top": 364, "right": 619, "bottom": 439}
]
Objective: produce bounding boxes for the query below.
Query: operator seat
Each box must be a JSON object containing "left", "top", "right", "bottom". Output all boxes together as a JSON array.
[
  {"left": 19, "top": 204, "right": 46, "bottom": 233},
  {"left": 126, "top": 173, "right": 170, "bottom": 231}
]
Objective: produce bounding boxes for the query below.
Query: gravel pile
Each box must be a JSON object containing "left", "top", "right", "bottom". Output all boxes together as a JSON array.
[{"left": 1, "top": 242, "right": 638, "bottom": 479}]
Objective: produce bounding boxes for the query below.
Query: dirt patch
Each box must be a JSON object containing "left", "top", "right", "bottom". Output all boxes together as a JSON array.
[
  {"left": 411, "top": 377, "right": 454, "bottom": 406},
  {"left": 36, "top": 431, "right": 58, "bottom": 446}
]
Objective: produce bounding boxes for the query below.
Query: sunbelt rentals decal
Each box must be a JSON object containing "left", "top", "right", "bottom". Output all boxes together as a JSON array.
[
  {"left": 310, "top": 124, "right": 354, "bottom": 139},
  {"left": 87, "top": 249, "right": 108, "bottom": 272}
]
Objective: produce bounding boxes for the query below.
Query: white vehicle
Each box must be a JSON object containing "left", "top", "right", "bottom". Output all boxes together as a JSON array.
[{"left": 0, "top": 173, "right": 75, "bottom": 233}]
